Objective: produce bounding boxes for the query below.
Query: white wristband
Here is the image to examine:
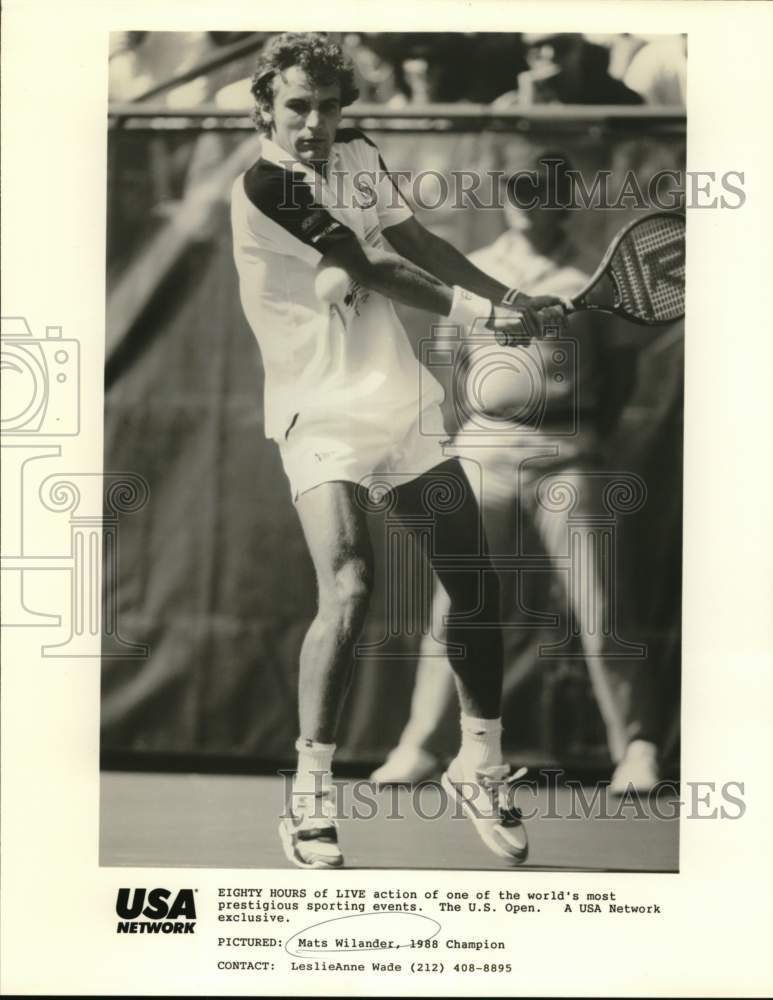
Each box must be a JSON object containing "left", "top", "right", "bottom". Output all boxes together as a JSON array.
[
  {"left": 501, "top": 287, "right": 520, "bottom": 308},
  {"left": 448, "top": 286, "right": 493, "bottom": 328}
]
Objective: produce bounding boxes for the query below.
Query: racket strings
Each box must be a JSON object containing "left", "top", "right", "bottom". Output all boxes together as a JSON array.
[{"left": 611, "top": 217, "right": 685, "bottom": 323}]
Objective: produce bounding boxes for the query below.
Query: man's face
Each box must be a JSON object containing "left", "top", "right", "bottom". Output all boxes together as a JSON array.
[{"left": 268, "top": 65, "right": 342, "bottom": 164}]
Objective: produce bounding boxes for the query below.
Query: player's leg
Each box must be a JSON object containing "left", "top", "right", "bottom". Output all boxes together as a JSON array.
[
  {"left": 570, "top": 521, "right": 660, "bottom": 793},
  {"left": 280, "top": 480, "right": 374, "bottom": 869},
  {"left": 533, "top": 463, "right": 660, "bottom": 791},
  {"left": 372, "top": 453, "right": 518, "bottom": 784},
  {"left": 295, "top": 480, "right": 374, "bottom": 744},
  {"left": 395, "top": 457, "right": 503, "bottom": 722},
  {"left": 394, "top": 458, "right": 528, "bottom": 863}
]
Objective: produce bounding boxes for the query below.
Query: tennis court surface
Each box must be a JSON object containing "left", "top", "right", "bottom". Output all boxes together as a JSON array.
[{"left": 100, "top": 771, "right": 679, "bottom": 872}]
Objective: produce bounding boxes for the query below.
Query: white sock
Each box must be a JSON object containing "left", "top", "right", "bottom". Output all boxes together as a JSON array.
[
  {"left": 293, "top": 737, "right": 335, "bottom": 803},
  {"left": 456, "top": 715, "right": 503, "bottom": 778}
]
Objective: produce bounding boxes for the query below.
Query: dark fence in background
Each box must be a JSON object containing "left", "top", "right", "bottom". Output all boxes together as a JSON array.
[{"left": 102, "top": 109, "right": 684, "bottom": 773}]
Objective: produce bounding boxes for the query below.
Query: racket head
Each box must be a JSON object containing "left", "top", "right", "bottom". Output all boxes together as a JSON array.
[{"left": 573, "top": 212, "right": 686, "bottom": 325}]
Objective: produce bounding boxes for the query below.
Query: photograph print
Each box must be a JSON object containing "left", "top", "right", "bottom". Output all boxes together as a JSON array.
[{"left": 100, "top": 28, "right": 687, "bottom": 873}]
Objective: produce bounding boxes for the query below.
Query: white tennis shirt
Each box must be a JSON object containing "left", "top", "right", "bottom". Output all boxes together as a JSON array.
[{"left": 231, "top": 130, "right": 444, "bottom": 441}]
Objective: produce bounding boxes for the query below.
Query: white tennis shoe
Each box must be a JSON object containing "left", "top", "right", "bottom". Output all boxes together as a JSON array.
[
  {"left": 279, "top": 791, "right": 344, "bottom": 869},
  {"left": 442, "top": 761, "right": 529, "bottom": 864}
]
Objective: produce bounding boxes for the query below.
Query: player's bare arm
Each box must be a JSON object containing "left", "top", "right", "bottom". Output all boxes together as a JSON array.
[
  {"left": 385, "top": 216, "right": 506, "bottom": 300},
  {"left": 317, "top": 231, "right": 454, "bottom": 314},
  {"left": 317, "top": 228, "right": 564, "bottom": 340},
  {"left": 384, "top": 215, "right": 564, "bottom": 315}
]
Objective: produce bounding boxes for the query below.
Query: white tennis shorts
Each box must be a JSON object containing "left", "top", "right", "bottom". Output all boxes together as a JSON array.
[{"left": 278, "top": 403, "right": 450, "bottom": 502}]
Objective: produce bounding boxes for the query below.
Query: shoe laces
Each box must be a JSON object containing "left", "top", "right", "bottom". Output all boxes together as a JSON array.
[
  {"left": 294, "top": 789, "right": 338, "bottom": 829},
  {"left": 477, "top": 765, "right": 528, "bottom": 824}
]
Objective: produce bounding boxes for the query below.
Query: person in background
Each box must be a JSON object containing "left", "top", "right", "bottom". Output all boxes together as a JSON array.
[
  {"left": 371, "top": 152, "right": 661, "bottom": 794},
  {"left": 624, "top": 35, "right": 687, "bottom": 106},
  {"left": 494, "top": 33, "right": 644, "bottom": 106},
  {"left": 341, "top": 34, "right": 407, "bottom": 105},
  {"left": 583, "top": 33, "right": 648, "bottom": 82},
  {"left": 108, "top": 31, "right": 213, "bottom": 106},
  {"left": 364, "top": 33, "right": 524, "bottom": 105}
]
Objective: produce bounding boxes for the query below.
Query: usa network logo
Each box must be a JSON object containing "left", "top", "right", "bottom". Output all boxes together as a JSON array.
[{"left": 116, "top": 888, "right": 197, "bottom": 934}]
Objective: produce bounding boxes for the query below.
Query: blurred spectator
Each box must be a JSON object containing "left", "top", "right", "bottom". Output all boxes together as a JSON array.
[
  {"left": 110, "top": 31, "right": 269, "bottom": 110},
  {"left": 109, "top": 32, "right": 153, "bottom": 101},
  {"left": 584, "top": 33, "right": 648, "bottom": 81},
  {"left": 361, "top": 33, "right": 460, "bottom": 103},
  {"left": 347, "top": 32, "right": 527, "bottom": 105},
  {"left": 366, "top": 33, "right": 512, "bottom": 104},
  {"left": 494, "top": 33, "right": 644, "bottom": 106},
  {"left": 466, "top": 33, "right": 529, "bottom": 103},
  {"left": 109, "top": 31, "right": 212, "bottom": 105},
  {"left": 341, "top": 33, "right": 407, "bottom": 105},
  {"left": 372, "top": 153, "right": 661, "bottom": 792},
  {"left": 402, "top": 57, "right": 434, "bottom": 104},
  {"left": 624, "top": 35, "right": 687, "bottom": 106},
  {"left": 110, "top": 31, "right": 680, "bottom": 110}
]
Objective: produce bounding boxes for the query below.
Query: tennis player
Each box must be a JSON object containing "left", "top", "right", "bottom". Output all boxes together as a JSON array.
[{"left": 231, "top": 32, "right": 567, "bottom": 869}]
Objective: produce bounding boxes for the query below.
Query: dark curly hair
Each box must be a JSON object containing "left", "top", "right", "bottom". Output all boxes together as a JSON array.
[{"left": 250, "top": 32, "right": 359, "bottom": 132}]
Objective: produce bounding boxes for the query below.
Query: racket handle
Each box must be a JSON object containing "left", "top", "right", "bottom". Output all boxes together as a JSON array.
[
  {"left": 494, "top": 323, "right": 527, "bottom": 347},
  {"left": 494, "top": 299, "right": 576, "bottom": 345}
]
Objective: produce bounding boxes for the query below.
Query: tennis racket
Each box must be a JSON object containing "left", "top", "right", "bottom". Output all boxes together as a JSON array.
[
  {"left": 566, "top": 211, "right": 685, "bottom": 325},
  {"left": 494, "top": 212, "right": 685, "bottom": 345}
]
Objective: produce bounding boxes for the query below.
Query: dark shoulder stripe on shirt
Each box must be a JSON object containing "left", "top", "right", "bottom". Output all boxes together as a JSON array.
[
  {"left": 242, "top": 158, "right": 353, "bottom": 252},
  {"left": 243, "top": 157, "right": 314, "bottom": 215}
]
